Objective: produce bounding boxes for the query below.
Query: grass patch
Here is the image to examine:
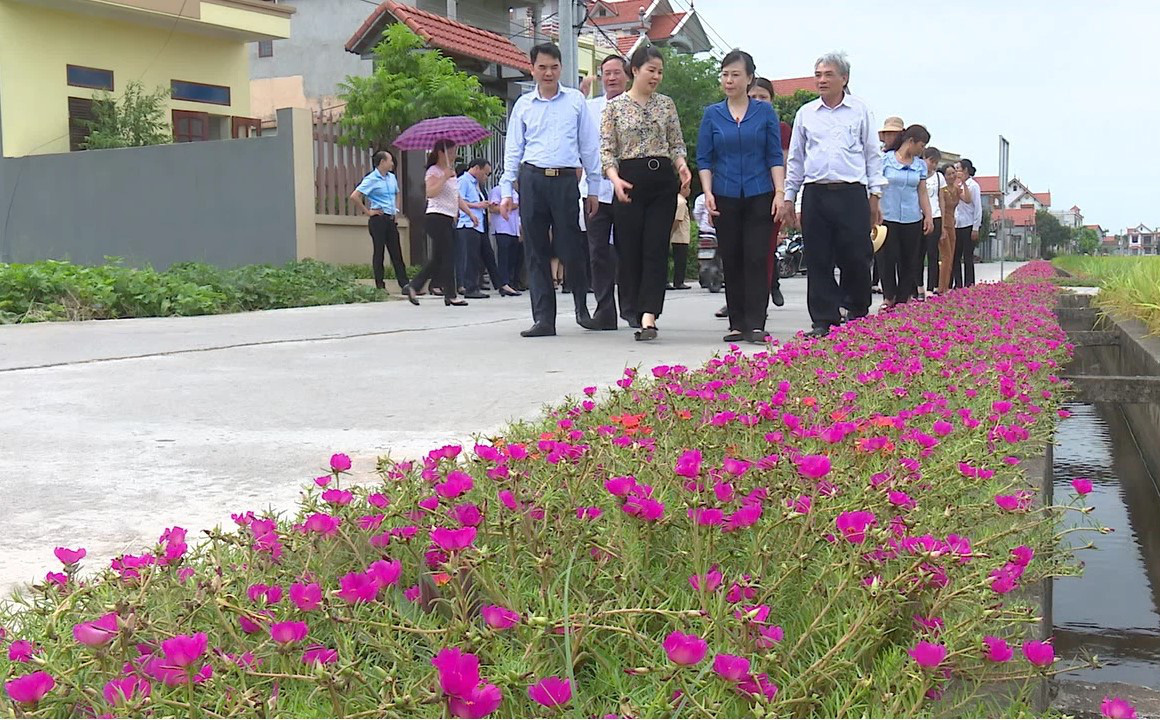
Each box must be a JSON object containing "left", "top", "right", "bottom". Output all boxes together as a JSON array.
[{"left": 1053, "top": 256, "right": 1160, "bottom": 334}]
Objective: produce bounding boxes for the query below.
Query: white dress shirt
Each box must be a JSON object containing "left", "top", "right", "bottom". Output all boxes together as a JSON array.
[
  {"left": 954, "top": 177, "right": 983, "bottom": 230},
  {"left": 925, "top": 171, "right": 945, "bottom": 219},
  {"left": 585, "top": 94, "right": 616, "bottom": 204},
  {"left": 500, "top": 85, "right": 601, "bottom": 200},
  {"left": 784, "top": 94, "right": 887, "bottom": 202},
  {"left": 692, "top": 193, "right": 715, "bottom": 235}
]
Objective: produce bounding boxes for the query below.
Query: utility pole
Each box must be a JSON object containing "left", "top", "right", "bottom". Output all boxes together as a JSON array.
[
  {"left": 998, "top": 135, "right": 1010, "bottom": 276},
  {"left": 559, "top": 0, "right": 578, "bottom": 89}
]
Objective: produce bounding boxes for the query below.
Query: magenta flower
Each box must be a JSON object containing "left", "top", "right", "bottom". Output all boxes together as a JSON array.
[
  {"left": 368, "top": 493, "right": 390, "bottom": 509},
  {"left": 689, "top": 567, "right": 722, "bottom": 593},
  {"left": 723, "top": 457, "right": 752, "bottom": 478},
  {"left": 53, "top": 547, "right": 86, "bottom": 566},
  {"left": 480, "top": 605, "right": 520, "bottom": 630},
  {"left": 1101, "top": 697, "right": 1138, "bottom": 719},
  {"left": 322, "top": 488, "right": 354, "bottom": 506},
  {"left": 314, "top": 475, "right": 332, "bottom": 488},
  {"left": 983, "top": 636, "right": 1013, "bottom": 662},
  {"left": 888, "top": 490, "right": 916, "bottom": 510},
  {"left": 687, "top": 507, "right": 724, "bottom": 527},
  {"left": 604, "top": 476, "right": 635, "bottom": 496},
  {"left": 994, "top": 495, "right": 1021, "bottom": 512},
  {"left": 4, "top": 671, "right": 55, "bottom": 704},
  {"left": 452, "top": 504, "right": 484, "bottom": 527},
  {"left": 674, "top": 449, "right": 703, "bottom": 478},
  {"left": 663, "top": 631, "right": 708, "bottom": 666},
  {"left": 448, "top": 681, "right": 503, "bottom": 718},
  {"left": 303, "top": 646, "right": 339, "bottom": 666},
  {"left": 247, "top": 583, "right": 283, "bottom": 605},
  {"left": 103, "top": 674, "right": 150, "bottom": 706},
  {"left": 435, "top": 471, "right": 474, "bottom": 499},
  {"left": 913, "top": 615, "right": 943, "bottom": 633},
  {"left": 755, "top": 625, "right": 784, "bottom": 649},
  {"left": 834, "top": 511, "right": 876, "bottom": 544},
  {"left": 1011, "top": 546, "right": 1035, "bottom": 566},
  {"left": 337, "top": 571, "right": 381, "bottom": 604},
  {"left": 73, "top": 613, "right": 119, "bottom": 647},
  {"left": 7, "top": 640, "right": 35, "bottom": 662},
  {"left": 527, "top": 676, "right": 572, "bottom": 708},
  {"left": 796, "top": 454, "right": 831, "bottom": 479},
  {"left": 787, "top": 495, "right": 812, "bottom": 514},
  {"left": 908, "top": 641, "right": 947, "bottom": 669},
  {"left": 161, "top": 632, "right": 208, "bottom": 667},
  {"left": 712, "top": 653, "right": 750, "bottom": 682},
  {"left": 431, "top": 526, "right": 478, "bottom": 552},
  {"left": 622, "top": 496, "right": 665, "bottom": 522},
  {"left": 284, "top": 582, "right": 320, "bottom": 613},
  {"left": 724, "top": 503, "right": 763, "bottom": 531},
  {"left": 270, "top": 620, "right": 308, "bottom": 645},
  {"left": 303, "top": 513, "right": 341, "bottom": 538},
  {"left": 576, "top": 506, "right": 603, "bottom": 521},
  {"left": 737, "top": 673, "right": 779, "bottom": 702},
  {"left": 432, "top": 647, "right": 480, "bottom": 699},
  {"left": 366, "top": 559, "right": 402, "bottom": 588},
  {"left": 498, "top": 490, "right": 520, "bottom": 510},
  {"left": 1022, "top": 640, "right": 1055, "bottom": 667},
  {"left": 329, "top": 453, "right": 351, "bottom": 472},
  {"left": 1072, "top": 478, "right": 1093, "bottom": 496}
]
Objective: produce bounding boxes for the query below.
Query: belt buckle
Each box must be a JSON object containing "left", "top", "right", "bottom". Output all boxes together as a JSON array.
[
  {"left": 545, "top": 168, "right": 560, "bottom": 177},
  {"left": 647, "top": 158, "right": 661, "bottom": 171}
]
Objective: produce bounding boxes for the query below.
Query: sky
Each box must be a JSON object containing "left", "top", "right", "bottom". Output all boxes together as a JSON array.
[{"left": 686, "top": 0, "right": 1158, "bottom": 233}]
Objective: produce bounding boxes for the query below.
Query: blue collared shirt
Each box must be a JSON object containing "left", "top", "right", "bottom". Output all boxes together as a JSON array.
[
  {"left": 354, "top": 169, "right": 399, "bottom": 214},
  {"left": 881, "top": 153, "right": 927, "bottom": 224},
  {"left": 489, "top": 186, "right": 520, "bottom": 236},
  {"left": 696, "top": 99, "right": 784, "bottom": 199},
  {"left": 500, "top": 84, "right": 601, "bottom": 199},
  {"left": 457, "top": 173, "right": 484, "bottom": 231}
]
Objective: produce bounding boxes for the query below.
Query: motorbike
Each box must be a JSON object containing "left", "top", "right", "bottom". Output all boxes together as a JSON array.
[
  {"left": 697, "top": 232, "right": 723, "bottom": 293},
  {"left": 776, "top": 234, "right": 806, "bottom": 278}
]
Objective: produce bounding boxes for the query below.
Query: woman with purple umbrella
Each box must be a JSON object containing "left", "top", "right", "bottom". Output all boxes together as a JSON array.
[{"left": 404, "top": 139, "right": 479, "bottom": 306}]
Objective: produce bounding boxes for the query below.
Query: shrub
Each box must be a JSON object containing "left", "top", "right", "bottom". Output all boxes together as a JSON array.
[{"left": 0, "top": 281, "right": 1102, "bottom": 718}]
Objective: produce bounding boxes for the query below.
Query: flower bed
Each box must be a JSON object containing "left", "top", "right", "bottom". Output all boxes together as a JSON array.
[{"left": 3, "top": 280, "right": 1101, "bottom": 718}]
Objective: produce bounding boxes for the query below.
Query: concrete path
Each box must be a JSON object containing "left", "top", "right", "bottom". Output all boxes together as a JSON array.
[{"left": 0, "top": 263, "right": 1016, "bottom": 594}]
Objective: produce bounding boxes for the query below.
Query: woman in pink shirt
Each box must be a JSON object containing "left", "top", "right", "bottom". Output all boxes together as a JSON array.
[{"left": 405, "top": 140, "right": 478, "bottom": 306}]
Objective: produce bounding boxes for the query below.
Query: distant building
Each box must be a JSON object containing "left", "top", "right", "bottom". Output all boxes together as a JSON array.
[
  {"left": 1126, "top": 225, "right": 1159, "bottom": 255},
  {"left": 1052, "top": 205, "right": 1084, "bottom": 230}
]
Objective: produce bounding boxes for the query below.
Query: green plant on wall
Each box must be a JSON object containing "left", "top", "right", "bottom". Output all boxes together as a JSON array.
[{"left": 83, "top": 81, "right": 171, "bottom": 150}]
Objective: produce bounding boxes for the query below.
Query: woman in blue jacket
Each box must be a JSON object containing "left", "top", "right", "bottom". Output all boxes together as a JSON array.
[{"left": 696, "top": 50, "right": 787, "bottom": 344}]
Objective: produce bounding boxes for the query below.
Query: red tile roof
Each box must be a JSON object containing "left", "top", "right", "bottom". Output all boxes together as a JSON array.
[
  {"left": 975, "top": 175, "right": 1000, "bottom": 194},
  {"left": 646, "top": 12, "right": 684, "bottom": 39},
  {"left": 616, "top": 34, "right": 643, "bottom": 56},
  {"left": 1033, "top": 192, "right": 1052, "bottom": 207},
  {"left": 994, "top": 208, "right": 1036, "bottom": 228},
  {"left": 346, "top": 1, "right": 532, "bottom": 74},
  {"left": 770, "top": 76, "right": 815, "bottom": 96}
]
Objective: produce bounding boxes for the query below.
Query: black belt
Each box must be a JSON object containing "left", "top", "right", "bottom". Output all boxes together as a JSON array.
[
  {"left": 372, "top": 212, "right": 396, "bottom": 221},
  {"left": 805, "top": 181, "right": 864, "bottom": 190},
  {"left": 522, "top": 163, "right": 578, "bottom": 178}
]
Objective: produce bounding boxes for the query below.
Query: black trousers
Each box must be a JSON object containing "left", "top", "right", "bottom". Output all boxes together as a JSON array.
[
  {"left": 716, "top": 192, "right": 774, "bottom": 333},
  {"left": 495, "top": 233, "right": 520, "bottom": 289},
  {"left": 461, "top": 228, "right": 502, "bottom": 292},
  {"left": 409, "top": 213, "right": 456, "bottom": 301},
  {"left": 587, "top": 201, "right": 621, "bottom": 326},
  {"left": 801, "top": 183, "right": 872, "bottom": 328},
  {"left": 880, "top": 220, "right": 923, "bottom": 304},
  {"left": 519, "top": 166, "right": 590, "bottom": 328},
  {"left": 613, "top": 158, "right": 678, "bottom": 319},
  {"left": 953, "top": 226, "right": 976, "bottom": 288},
  {"left": 671, "top": 243, "right": 688, "bottom": 287},
  {"left": 923, "top": 218, "right": 942, "bottom": 290},
  {"left": 368, "top": 215, "right": 409, "bottom": 289}
]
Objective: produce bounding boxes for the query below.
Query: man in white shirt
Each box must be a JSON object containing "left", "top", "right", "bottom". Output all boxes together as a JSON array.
[
  {"left": 920, "top": 146, "right": 945, "bottom": 298},
  {"left": 952, "top": 158, "right": 983, "bottom": 288},
  {"left": 780, "top": 52, "right": 887, "bottom": 338},
  {"left": 585, "top": 54, "right": 629, "bottom": 329}
]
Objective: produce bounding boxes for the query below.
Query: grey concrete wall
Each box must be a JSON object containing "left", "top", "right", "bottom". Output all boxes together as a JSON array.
[{"left": 0, "top": 109, "right": 301, "bottom": 269}]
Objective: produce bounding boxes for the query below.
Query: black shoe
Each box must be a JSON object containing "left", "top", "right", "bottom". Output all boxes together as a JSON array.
[
  {"left": 499, "top": 287, "right": 522, "bottom": 297},
  {"left": 723, "top": 331, "right": 745, "bottom": 343},
  {"left": 577, "top": 312, "right": 601, "bottom": 331},
  {"left": 521, "top": 323, "right": 556, "bottom": 338},
  {"left": 561, "top": 286, "right": 572, "bottom": 294},
  {"left": 465, "top": 291, "right": 489, "bottom": 299},
  {"left": 666, "top": 283, "right": 676, "bottom": 291},
  {"left": 591, "top": 315, "right": 618, "bottom": 331},
  {"left": 445, "top": 298, "right": 469, "bottom": 307},
  {"left": 634, "top": 326, "right": 658, "bottom": 341},
  {"left": 402, "top": 285, "right": 420, "bottom": 306},
  {"left": 714, "top": 306, "right": 729, "bottom": 319},
  {"left": 771, "top": 288, "right": 785, "bottom": 307},
  {"left": 804, "top": 325, "right": 831, "bottom": 339},
  {"left": 746, "top": 330, "right": 770, "bottom": 344}
]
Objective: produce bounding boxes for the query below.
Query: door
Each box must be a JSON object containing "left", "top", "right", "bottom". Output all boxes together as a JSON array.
[
  {"left": 172, "top": 110, "right": 210, "bottom": 143},
  {"left": 231, "top": 116, "right": 261, "bottom": 139}
]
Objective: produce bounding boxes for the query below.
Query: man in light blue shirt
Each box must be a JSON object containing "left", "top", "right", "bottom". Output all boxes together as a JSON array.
[
  {"left": 499, "top": 42, "right": 602, "bottom": 337},
  {"left": 455, "top": 158, "right": 499, "bottom": 298},
  {"left": 351, "top": 150, "right": 409, "bottom": 292}
]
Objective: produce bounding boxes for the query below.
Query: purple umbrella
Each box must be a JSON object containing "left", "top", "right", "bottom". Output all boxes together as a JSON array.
[{"left": 392, "top": 116, "right": 491, "bottom": 151}]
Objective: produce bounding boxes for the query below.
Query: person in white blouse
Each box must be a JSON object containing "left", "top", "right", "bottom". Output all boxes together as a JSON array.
[
  {"left": 951, "top": 158, "right": 983, "bottom": 288},
  {"left": 919, "top": 146, "right": 945, "bottom": 299}
]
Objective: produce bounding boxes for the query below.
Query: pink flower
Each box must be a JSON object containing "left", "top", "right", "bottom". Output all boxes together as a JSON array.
[
  {"left": 723, "top": 457, "right": 752, "bottom": 478},
  {"left": 498, "top": 490, "right": 520, "bottom": 510},
  {"left": 73, "top": 613, "right": 119, "bottom": 647},
  {"left": 1101, "top": 697, "right": 1138, "bottom": 719},
  {"left": 359, "top": 514, "right": 386, "bottom": 531},
  {"left": 366, "top": 559, "right": 402, "bottom": 588},
  {"left": 481, "top": 605, "right": 520, "bottom": 630},
  {"left": 178, "top": 567, "right": 195, "bottom": 583},
  {"left": 4, "top": 671, "right": 55, "bottom": 704},
  {"left": 337, "top": 571, "right": 381, "bottom": 604},
  {"left": 913, "top": 616, "right": 943, "bottom": 633},
  {"left": 604, "top": 476, "right": 635, "bottom": 497},
  {"left": 432, "top": 647, "right": 480, "bottom": 699},
  {"left": 527, "top": 677, "right": 572, "bottom": 708},
  {"left": 452, "top": 504, "right": 484, "bottom": 527},
  {"left": 329, "top": 453, "right": 351, "bottom": 472},
  {"left": 622, "top": 496, "right": 664, "bottom": 522},
  {"left": 687, "top": 507, "right": 724, "bottom": 526},
  {"left": 576, "top": 507, "right": 603, "bottom": 521},
  {"left": 933, "top": 420, "right": 954, "bottom": 436},
  {"left": 404, "top": 586, "right": 420, "bottom": 602},
  {"left": 983, "top": 636, "right": 1013, "bottom": 663},
  {"left": 908, "top": 641, "right": 947, "bottom": 669},
  {"left": 53, "top": 547, "right": 86, "bottom": 566},
  {"left": 431, "top": 527, "right": 478, "bottom": 551},
  {"left": 448, "top": 681, "right": 503, "bottom": 718},
  {"left": 712, "top": 653, "right": 750, "bottom": 682},
  {"left": 1022, "top": 640, "right": 1055, "bottom": 668},
  {"left": 303, "top": 646, "right": 339, "bottom": 666},
  {"left": 755, "top": 625, "right": 784, "bottom": 649},
  {"left": 44, "top": 572, "right": 68, "bottom": 590},
  {"left": 435, "top": 471, "right": 474, "bottom": 499},
  {"left": 663, "top": 631, "right": 708, "bottom": 666},
  {"left": 787, "top": 495, "right": 812, "bottom": 514},
  {"left": 8, "top": 640, "right": 36, "bottom": 663},
  {"left": 270, "top": 620, "right": 308, "bottom": 645},
  {"left": 1011, "top": 546, "right": 1035, "bottom": 566},
  {"left": 1072, "top": 478, "right": 1093, "bottom": 496},
  {"left": 103, "top": 674, "right": 150, "bottom": 706},
  {"left": 239, "top": 615, "right": 263, "bottom": 635},
  {"left": 834, "top": 511, "right": 876, "bottom": 544},
  {"left": 674, "top": 449, "right": 703, "bottom": 478},
  {"left": 313, "top": 475, "right": 332, "bottom": 488},
  {"left": 161, "top": 632, "right": 208, "bottom": 667},
  {"left": 303, "top": 513, "right": 341, "bottom": 538},
  {"left": 796, "top": 454, "right": 831, "bottom": 479},
  {"left": 724, "top": 502, "right": 763, "bottom": 531},
  {"left": 247, "top": 584, "right": 283, "bottom": 605},
  {"left": 994, "top": 495, "right": 1021, "bottom": 512},
  {"left": 888, "top": 490, "right": 916, "bottom": 510},
  {"left": 368, "top": 493, "right": 390, "bottom": 509},
  {"left": 322, "top": 488, "right": 354, "bottom": 506},
  {"left": 737, "top": 673, "right": 778, "bottom": 702},
  {"left": 689, "top": 567, "right": 722, "bottom": 593}
]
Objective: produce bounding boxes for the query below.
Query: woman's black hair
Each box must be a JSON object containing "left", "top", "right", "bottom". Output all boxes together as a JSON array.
[
  {"left": 884, "top": 124, "right": 931, "bottom": 153},
  {"left": 959, "top": 158, "right": 976, "bottom": 177},
  {"left": 750, "top": 77, "right": 775, "bottom": 98},
  {"left": 628, "top": 45, "right": 664, "bottom": 77},
  {"left": 426, "top": 139, "right": 456, "bottom": 170},
  {"left": 922, "top": 146, "right": 941, "bottom": 163},
  {"left": 720, "top": 49, "right": 756, "bottom": 89}
]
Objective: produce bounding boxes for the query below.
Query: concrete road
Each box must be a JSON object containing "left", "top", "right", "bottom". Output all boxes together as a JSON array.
[{"left": 0, "top": 262, "right": 1017, "bottom": 594}]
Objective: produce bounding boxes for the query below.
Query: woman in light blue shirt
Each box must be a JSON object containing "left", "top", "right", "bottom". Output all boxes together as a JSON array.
[{"left": 879, "top": 125, "right": 934, "bottom": 308}]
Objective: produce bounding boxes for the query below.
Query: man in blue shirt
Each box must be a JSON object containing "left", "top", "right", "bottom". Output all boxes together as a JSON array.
[
  {"left": 455, "top": 158, "right": 496, "bottom": 298},
  {"left": 351, "top": 150, "right": 410, "bottom": 294},
  {"left": 499, "top": 42, "right": 602, "bottom": 337}
]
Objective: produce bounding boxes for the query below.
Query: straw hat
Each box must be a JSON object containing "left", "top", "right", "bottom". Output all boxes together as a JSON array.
[
  {"left": 879, "top": 116, "right": 905, "bottom": 133},
  {"left": 871, "top": 224, "right": 889, "bottom": 253}
]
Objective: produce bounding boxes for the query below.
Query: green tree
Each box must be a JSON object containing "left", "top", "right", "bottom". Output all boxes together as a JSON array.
[
  {"left": 1035, "top": 209, "right": 1071, "bottom": 259},
  {"left": 773, "top": 89, "right": 819, "bottom": 127},
  {"left": 657, "top": 47, "right": 721, "bottom": 170},
  {"left": 83, "top": 81, "right": 171, "bottom": 150},
  {"left": 1075, "top": 227, "right": 1101, "bottom": 255},
  {"left": 338, "top": 24, "right": 505, "bottom": 149}
]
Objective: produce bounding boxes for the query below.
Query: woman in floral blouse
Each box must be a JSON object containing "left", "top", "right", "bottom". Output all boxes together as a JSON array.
[{"left": 601, "top": 45, "right": 693, "bottom": 342}]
